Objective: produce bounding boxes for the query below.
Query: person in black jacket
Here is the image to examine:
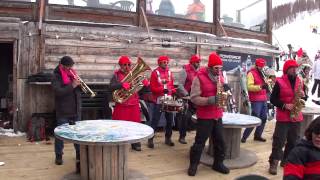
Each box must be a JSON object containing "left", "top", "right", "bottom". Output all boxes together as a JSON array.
[
  {"left": 52, "top": 56, "right": 81, "bottom": 173},
  {"left": 283, "top": 116, "right": 320, "bottom": 180}
]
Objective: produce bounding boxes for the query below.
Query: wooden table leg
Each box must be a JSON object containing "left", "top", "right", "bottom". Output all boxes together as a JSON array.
[{"left": 80, "top": 144, "right": 129, "bottom": 180}]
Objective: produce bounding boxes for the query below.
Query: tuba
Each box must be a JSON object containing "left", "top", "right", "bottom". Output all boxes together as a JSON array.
[
  {"left": 113, "top": 57, "right": 151, "bottom": 103},
  {"left": 69, "top": 70, "right": 96, "bottom": 98},
  {"left": 260, "top": 67, "right": 273, "bottom": 93}
]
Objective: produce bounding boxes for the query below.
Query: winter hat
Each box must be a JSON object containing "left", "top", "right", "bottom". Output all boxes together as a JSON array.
[
  {"left": 283, "top": 59, "right": 298, "bottom": 73},
  {"left": 255, "top": 58, "right": 265, "bottom": 68},
  {"left": 208, "top": 52, "right": 223, "bottom": 67},
  {"left": 297, "top": 48, "right": 303, "bottom": 57},
  {"left": 189, "top": 55, "right": 201, "bottom": 63},
  {"left": 60, "top": 56, "right": 75, "bottom": 66},
  {"left": 118, "top": 56, "right": 131, "bottom": 65},
  {"left": 158, "top": 55, "right": 169, "bottom": 64}
]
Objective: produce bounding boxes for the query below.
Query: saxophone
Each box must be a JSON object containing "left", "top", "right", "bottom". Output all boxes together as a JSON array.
[
  {"left": 216, "top": 74, "right": 228, "bottom": 110},
  {"left": 290, "top": 79, "right": 305, "bottom": 119}
]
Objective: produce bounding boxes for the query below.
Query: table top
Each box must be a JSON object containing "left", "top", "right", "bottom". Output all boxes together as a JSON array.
[
  {"left": 54, "top": 120, "right": 154, "bottom": 145},
  {"left": 302, "top": 106, "right": 320, "bottom": 115},
  {"left": 192, "top": 112, "right": 261, "bottom": 128}
]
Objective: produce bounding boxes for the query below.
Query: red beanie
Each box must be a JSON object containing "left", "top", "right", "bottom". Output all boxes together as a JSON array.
[
  {"left": 189, "top": 55, "right": 201, "bottom": 63},
  {"left": 208, "top": 52, "right": 223, "bottom": 67},
  {"left": 283, "top": 59, "right": 298, "bottom": 73},
  {"left": 255, "top": 58, "right": 265, "bottom": 68},
  {"left": 297, "top": 48, "right": 303, "bottom": 58},
  {"left": 158, "top": 55, "right": 169, "bottom": 64},
  {"left": 118, "top": 56, "right": 131, "bottom": 65}
]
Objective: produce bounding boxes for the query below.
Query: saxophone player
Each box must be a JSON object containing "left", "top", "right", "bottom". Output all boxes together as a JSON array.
[
  {"left": 241, "top": 58, "right": 269, "bottom": 143},
  {"left": 110, "top": 56, "right": 149, "bottom": 151},
  {"left": 268, "top": 59, "right": 306, "bottom": 175},
  {"left": 188, "top": 52, "right": 230, "bottom": 176}
]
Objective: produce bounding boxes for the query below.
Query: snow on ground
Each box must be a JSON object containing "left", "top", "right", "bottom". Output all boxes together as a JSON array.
[{"left": 0, "top": 128, "right": 25, "bottom": 137}]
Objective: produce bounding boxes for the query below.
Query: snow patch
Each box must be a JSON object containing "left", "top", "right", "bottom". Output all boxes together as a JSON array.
[{"left": 0, "top": 128, "right": 25, "bottom": 137}]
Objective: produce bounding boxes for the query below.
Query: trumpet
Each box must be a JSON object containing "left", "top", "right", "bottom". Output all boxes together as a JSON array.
[{"left": 69, "top": 70, "right": 96, "bottom": 98}]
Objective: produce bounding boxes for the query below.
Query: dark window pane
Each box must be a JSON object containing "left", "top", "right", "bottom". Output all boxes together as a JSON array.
[
  {"left": 49, "top": 0, "right": 137, "bottom": 12},
  {"left": 147, "top": 0, "right": 213, "bottom": 23},
  {"left": 220, "top": 0, "right": 267, "bottom": 32}
]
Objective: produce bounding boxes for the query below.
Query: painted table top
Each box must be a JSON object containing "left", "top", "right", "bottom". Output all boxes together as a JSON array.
[
  {"left": 54, "top": 120, "right": 154, "bottom": 145},
  {"left": 192, "top": 112, "right": 261, "bottom": 128},
  {"left": 302, "top": 106, "right": 320, "bottom": 115}
]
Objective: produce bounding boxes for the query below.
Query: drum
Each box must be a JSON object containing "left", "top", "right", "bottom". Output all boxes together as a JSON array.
[{"left": 160, "top": 95, "right": 184, "bottom": 113}]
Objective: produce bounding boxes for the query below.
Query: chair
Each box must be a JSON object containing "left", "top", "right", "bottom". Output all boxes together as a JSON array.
[{"left": 111, "top": 1, "right": 134, "bottom": 11}]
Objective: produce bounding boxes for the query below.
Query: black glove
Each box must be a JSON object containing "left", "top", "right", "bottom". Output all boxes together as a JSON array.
[
  {"left": 261, "top": 84, "right": 269, "bottom": 90},
  {"left": 163, "top": 89, "right": 169, "bottom": 94},
  {"left": 223, "top": 84, "right": 231, "bottom": 92}
]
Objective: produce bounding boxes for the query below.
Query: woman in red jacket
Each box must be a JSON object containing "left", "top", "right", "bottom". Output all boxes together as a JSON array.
[{"left": 283, "top": 116, "right": 320, "bottom": 180}]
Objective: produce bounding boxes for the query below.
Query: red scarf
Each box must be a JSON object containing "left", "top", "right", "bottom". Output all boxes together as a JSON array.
[{"left": 59, "top": 64, "right": 77, "bottom": 85}]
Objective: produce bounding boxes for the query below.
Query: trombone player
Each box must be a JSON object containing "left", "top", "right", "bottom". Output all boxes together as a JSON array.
[
  {"left": 52, "top": 56, "right": 81, "bottom": 173},
  {"left": 110, "top": 56, "right": 149, "bottom": 151}
]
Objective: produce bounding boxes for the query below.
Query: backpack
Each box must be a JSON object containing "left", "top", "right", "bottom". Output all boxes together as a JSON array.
[{"left": 27, "top": 115, "right": 46, "bottom": 142}]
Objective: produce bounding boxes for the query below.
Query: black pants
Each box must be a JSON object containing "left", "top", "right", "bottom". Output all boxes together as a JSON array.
[
  {"left": 190, "top": 118, "right": 226, "bottom": 166},
  {"left": 269, "top": 121, "right": 301, "bottom": 162},
  {"left": 275, "top": 57, "right": 280, "bottom": 72},
  {"left": 177, "top": 101, "right": 196, "bottom": 138},
  {"left": 312, "top": 79, "right": 320, "bottom": 98}
]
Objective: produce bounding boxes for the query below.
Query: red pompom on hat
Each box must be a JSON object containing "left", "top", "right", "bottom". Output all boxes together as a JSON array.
[
  {"left": 189, "top": 55, "right": 201, "bottom": 63},
  {"left": 118, "top": 56, "right": 131, "bottom": 65},
  {"left": 158, "top": 55, "right": 169, "bottom": 64},
  {"left": 255, "top": 58, "right": 266, "bottom": 68},
  {"left": 283, "top": 59, "right": 298, "bottom": 73},
  {"left": 208, "top": 52, "right": 223, "bottom": 67}
]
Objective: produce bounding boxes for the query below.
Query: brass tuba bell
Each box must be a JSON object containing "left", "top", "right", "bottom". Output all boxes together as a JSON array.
[{"left": 112, "top": 57, "right": 151, "bottom": 103}]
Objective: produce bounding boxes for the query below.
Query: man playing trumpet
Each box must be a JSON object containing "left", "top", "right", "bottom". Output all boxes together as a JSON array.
[{"left": 110, "top": 56, "right": 149, "bottom": 151}]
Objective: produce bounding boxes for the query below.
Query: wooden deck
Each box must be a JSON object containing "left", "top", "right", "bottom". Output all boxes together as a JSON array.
[{"left": 0, "top": 120, "right": 283, "bottom": 180}]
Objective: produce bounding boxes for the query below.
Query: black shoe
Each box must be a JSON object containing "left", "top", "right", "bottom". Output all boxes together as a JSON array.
[
  {"left": 55, "top": 154, "right": 63, "bottom": 165},
  {"left": 280, "top": 160, "right": 287, "bottom": 167},
  {"left": 254, "top": 136, "right": 267, "bottom": 142},
  {"left": 212, "top": 162, "right": 230, "bottom": 174},
  {"left": 147, "top": 139, "right": 154, "bottom": 149},
  {"left": 178, "top": 137, "right": 187, "bottom": 144},
  {"left": 165, "top": 138, "right": 175, "bottom": 146},
  {"left": 131, "top": 144, "right": 142, "bottom": 151},
  {"left": 187, "top": 164, "right": 198, "bottom": 176},
  {"left": 241, "top": 138, "right": 246, "bottom": 143},
  {"left": 76, "top": 161, "right": 80, "bottom": 174}
]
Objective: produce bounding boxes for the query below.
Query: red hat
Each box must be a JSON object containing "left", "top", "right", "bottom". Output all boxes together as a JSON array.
[
  {"left": 208, "top": 52, "right": 223, "bottom": 67},
  {"left": 283, "top": 59, "right": 298, "bottom": 73},
  {"left": 158, "top": 55, "right": 169, "bottom": 64},
  {"left": 255, "top": 58, "right": 265, "bottom": 68},
  {"left": 189, "top": 55, "right": 201, "bottom": 63},
  {"left": 297, "top": 48, "right": 303, "bottom": 58},
  {"left": 118, "top": 56, "right": 131, "bottom": 65}
]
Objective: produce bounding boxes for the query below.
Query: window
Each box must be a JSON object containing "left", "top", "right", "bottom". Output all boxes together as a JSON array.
[
  {"left": 220, "top": 0, "right": 267, "bottom": 32},
  {"left": 48, "top": 0, "right": 137, "bottom": 12},
  {"left": 147, "top": 0, "right": 213, "bottom": 23}
]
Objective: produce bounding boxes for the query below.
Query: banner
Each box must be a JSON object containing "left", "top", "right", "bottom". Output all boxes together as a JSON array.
[{"left": 217, "top": 51, "right": 273, "bottom": 71}]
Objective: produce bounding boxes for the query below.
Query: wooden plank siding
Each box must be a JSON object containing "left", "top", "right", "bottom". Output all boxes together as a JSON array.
[{"left": 0, "top": 1, "right": 37, "bottom": 21}]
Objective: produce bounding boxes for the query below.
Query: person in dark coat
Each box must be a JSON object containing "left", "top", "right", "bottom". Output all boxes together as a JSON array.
[
  {"left": 283, "top": 116, "right": 320, "bottom": 180},
  {"left": 52, "top": 56, "right": 81, "bottom": 173}
]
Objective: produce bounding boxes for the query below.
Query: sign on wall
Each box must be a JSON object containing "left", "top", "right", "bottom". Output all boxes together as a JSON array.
[{"left": 217, "top": 51, "right": 273, "bottom": 71}]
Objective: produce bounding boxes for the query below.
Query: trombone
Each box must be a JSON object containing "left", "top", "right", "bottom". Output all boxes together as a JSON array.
[{"left": 69, "top": 70, "right": 96, "bottom": 98}]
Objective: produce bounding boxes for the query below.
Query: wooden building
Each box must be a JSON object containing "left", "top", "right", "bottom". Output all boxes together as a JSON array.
[{"left": 0, "top": 0, "right": 279, "bottom": 131}]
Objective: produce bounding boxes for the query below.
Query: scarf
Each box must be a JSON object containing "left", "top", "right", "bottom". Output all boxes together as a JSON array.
[{"left": 59, "top": 64, "right": 76, "bottom": 85}]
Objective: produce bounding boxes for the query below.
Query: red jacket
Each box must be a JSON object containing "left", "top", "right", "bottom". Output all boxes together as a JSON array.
[
  {"left": 196, "top": 67, "right": 224, "bottom": 120},
  {"left": 276, "top": 75, "right": 303, "bottom": 122},
  {"left": 184, "top": 64, "right": 198, "bottom": 93},
  {"left": 150, "top": 66, "right": 175, "bottom": 102},
  {"left": 248, "top": 68, "right": 267, "bottom": 102}
]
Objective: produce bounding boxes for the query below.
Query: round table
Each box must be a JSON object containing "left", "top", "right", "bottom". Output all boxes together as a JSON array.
[
  {"left": 54, "top": 120, "right": 154, "bottom": 180},
  {"left": 192, "top": 113, "right": 261, "bottom": 169},
  {"left": 301, "top": 106, "right": 320, "bottom": 137}
]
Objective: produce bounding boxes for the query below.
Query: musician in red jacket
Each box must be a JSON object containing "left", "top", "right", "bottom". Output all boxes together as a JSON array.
[
  {"left": 187, "top": 52, "right": 230, "bottom": 176},
  {"left": 269, "top": 59, "right": 305, "bottom": 175},
  {"left": 147, "top": 55, "right": 176, "bottom": 148},
  {"left": 110, "top": 56, "right": 149, "bottom": 151},
  {"left": 283, "top": 116, "right": 320, "bottom": 180},
  {"left": 176, "top": 55, "right": 201, "bottom": 144}
]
